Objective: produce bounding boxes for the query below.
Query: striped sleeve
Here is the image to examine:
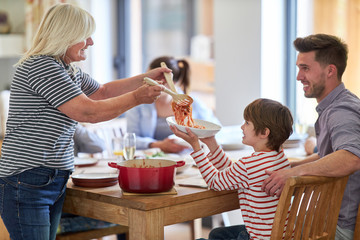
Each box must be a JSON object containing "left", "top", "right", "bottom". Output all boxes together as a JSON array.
[
  {"left": 191, "top": 148, "right": 249, "bottom": 190},
  {"left": 27, "top": 57, "right": 83, "bottom": 108}
]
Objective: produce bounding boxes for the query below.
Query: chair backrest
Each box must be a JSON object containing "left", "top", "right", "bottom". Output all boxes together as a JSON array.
[
  {"left": 270, "top": 175, "right": 348, "bottom": 240},
  {"left": 82, "top": 118, "right": 127, "bottom": 158},
  {"left": 354, "top": 203, "right": 360, "bottom": 239},
  {"left": 0, "top": 90, "right": 10, "bottom": 138}
]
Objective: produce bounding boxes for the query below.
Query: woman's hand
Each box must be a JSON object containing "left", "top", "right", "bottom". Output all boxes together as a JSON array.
[
  {"left": 133, "top": 84, "right": 163, "bottom": 104},
  {"left": 170, "top": 125, "right": 201, "bottom": 151},
  {"left": 145, "top": 67, "right": 172, "bottom": 85},
  {"left": 150, "top": 138, "right": 189, "bottom": 153}
]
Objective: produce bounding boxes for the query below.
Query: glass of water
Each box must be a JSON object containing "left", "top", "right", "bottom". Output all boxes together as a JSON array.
[{"left": 123, "top": 133, "right": 136, "bottom": 160}]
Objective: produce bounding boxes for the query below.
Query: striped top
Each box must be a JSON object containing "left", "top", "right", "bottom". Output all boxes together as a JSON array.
[
  {"left": 0, "top": 55, "right": 99, "bottom": 177},
  {"left": 191, "top": 146, "right": 290, "bottom": 239}
]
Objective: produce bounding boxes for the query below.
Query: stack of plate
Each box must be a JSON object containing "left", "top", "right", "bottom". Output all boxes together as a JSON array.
[
  {"left": 71, "top": 173, "right": 118, "bottom": 188},
  {"left": 283, "top": 133, "right": 308, "bottom": 148}
]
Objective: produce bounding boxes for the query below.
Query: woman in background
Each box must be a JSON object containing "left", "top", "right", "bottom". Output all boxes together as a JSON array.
[{"left": 126, "top": 56, "right": 221, "bottom": 153}]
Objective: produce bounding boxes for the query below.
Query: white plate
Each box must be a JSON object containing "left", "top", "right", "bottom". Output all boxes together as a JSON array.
[
  {"left": 177, "top": 177, "right": 208, "bottom": 188},
  {"left": 166, "top": 116, "right": 222, "bottom": 138},
  {"left": 220, "top": 143, "right": 245, "bottom": 151},
  {"left": 74, "top": 157, "right": 98, "bottom": 167}
]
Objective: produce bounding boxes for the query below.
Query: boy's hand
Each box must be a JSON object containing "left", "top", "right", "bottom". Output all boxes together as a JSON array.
[{"left": 169, "top": 125, "right": 201, "bottom": 151}]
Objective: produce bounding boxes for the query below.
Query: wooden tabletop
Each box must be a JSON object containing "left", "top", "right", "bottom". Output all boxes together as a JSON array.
[{"left": 63, "top": 159, "right": 239, "bottom": 240}]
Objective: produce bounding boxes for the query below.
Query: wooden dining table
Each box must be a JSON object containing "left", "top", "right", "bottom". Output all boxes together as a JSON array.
[
  {"left": 62, "top": 157, "right": 240, "bottom": 240},
  {"left": 0, "top": 144, "right": 306, "bottom": 240}
]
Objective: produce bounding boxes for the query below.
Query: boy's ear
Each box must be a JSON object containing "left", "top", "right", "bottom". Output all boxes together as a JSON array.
[{"left": 260, "top": 128, "right": 270, "bottom": 139}]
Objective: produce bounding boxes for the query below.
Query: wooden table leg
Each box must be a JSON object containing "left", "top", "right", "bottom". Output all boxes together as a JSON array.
[{"left": 128, "top": 208, "right": 164, "bottom": 240}]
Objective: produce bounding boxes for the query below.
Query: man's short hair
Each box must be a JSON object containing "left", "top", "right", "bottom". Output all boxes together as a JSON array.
[{"left": 293, "top": 34, "right": 348, "bottom": 80}]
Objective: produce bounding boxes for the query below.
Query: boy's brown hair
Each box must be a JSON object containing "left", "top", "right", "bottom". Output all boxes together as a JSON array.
[{"left": 243, "top": 98, "right": 293, "bottom": 151}]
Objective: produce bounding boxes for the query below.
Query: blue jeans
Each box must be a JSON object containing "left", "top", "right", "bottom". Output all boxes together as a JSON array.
[
  {"left": 198, "top": 225, "right": 250, "bottom": 240},
  {"left": 0, "top": 167, "right": 70, "bottom": 240}
]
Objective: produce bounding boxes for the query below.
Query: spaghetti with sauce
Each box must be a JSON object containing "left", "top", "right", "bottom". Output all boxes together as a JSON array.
[{"left": 171, "top": 101, "right": 205, "bottom": 129}]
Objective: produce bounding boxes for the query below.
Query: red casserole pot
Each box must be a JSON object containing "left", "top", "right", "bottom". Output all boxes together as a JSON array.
[{"left": 108, "top": 159, "right": 185, "bottom": 193}]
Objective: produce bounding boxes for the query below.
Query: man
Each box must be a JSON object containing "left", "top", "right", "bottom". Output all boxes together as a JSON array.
[
  {"left": 73, "top": 124, "right": 106, "bottom": 156},
  {"left": 262, "top": 34, "right": 360, "bottom": 239}
]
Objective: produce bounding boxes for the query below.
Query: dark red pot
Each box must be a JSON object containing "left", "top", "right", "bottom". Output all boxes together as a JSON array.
[{"left": 108, "top": 159, "right": 185, "bottom": 193}]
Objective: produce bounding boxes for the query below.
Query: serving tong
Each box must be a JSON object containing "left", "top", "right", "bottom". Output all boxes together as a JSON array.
[
  {"left": 144, "top": 77, "right": 193, "bottom": 106},
  {"left": 160, "top": 62, "right": 177, "bottom": 93}
]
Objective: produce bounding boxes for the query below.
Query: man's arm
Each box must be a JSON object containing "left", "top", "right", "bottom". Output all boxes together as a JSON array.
[
  {"left": 290, "top": 153, "right": 320, "bottom": 167},
  {"left": 262, "top": 149, "right": 360, "bottom": 197}
]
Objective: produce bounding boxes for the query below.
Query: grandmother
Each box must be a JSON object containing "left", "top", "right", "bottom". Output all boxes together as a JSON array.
[{"left": 0, "top": 3, "right": 168, "bottom": 240}]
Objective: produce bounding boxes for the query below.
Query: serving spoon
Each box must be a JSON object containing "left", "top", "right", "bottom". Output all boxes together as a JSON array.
[{"left": 144, "top": 77, "right": 193, "bottom": 106}]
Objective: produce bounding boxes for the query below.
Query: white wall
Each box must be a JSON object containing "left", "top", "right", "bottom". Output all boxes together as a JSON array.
[
  {"left": 214, "top": 0, "right": 286, "bottom": 126},
  {"left": 214, "top": 0, "right": 262, "bottom": 126},
  {"left": 261, "top": 0, "right": 286, "bottom": 102},
  {"left": 77, "top": 0, "right": 117, "bottom": 83}
]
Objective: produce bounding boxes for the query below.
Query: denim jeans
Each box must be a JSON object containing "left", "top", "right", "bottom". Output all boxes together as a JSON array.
[
  {"left": 197, "top": 225, "right": 250, "bottom": 240},
  {"left": 0, "top": 167, "right": 70, "bottom": 240},
  {"left": 335, "top": 225, "right": 354, "bottom": 240}
]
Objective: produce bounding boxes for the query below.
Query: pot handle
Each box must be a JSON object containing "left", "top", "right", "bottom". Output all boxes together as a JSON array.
[
  {"left": 108, "top": 162, "right": 119, "bottom": 169},
  {"left": 175, "top": 160, "right": 186, "bottom": 167}
]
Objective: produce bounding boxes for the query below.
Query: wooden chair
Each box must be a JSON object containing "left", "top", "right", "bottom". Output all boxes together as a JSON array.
[
  {"left": 353, "top": 203, "right": 360, "bottom": 239},
  {"left": 0, "top": 217, "right": 10, "bottom": 240},
  {"left": 270, "top": 175, "right": 348, "bottom": 240},
  {"left": 56, "top": 225, "right": 128, "bottom": 240}
]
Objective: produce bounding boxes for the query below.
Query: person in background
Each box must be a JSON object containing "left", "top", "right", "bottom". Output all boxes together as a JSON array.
[
  {"left": 262, "top": 34, "right": 360, "bottom": 240},
  {"left": 304, "top": 136, "right": 317, "bottom": 156},
  {"left": 126, "top": 56, "right": 221, "bottom": 153},
  {"left": 170, "top": 98, "right": 293, "bottom": 240},
  {"left": 73, "top": 124, "right": 106, "bottom": 156},
  {"left": 0, "top": 3, "right": 169, "bottom": 240}
]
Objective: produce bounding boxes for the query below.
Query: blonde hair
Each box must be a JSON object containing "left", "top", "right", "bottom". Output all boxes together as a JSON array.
[{"left": 16, "top": 3, "right": 95, "bottom": 66}]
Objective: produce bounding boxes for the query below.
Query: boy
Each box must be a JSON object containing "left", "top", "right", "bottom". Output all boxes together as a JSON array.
[{"left": 170, "top": 98, "right": 293, "bottom": 240}]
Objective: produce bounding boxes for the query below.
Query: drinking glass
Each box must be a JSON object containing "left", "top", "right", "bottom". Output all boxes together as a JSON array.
[
  {"left": 111, "top": 137, "right": 124, "bottom": 160},
  {"left": 123, "top": 133, "right": 136, "bottom": 160}
]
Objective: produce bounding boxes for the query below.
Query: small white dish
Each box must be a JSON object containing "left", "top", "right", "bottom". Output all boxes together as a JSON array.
[
  {"left": 74, "top": 157, "right": 98, "bottom": 167},
  {"left": 166, "top": 116, "right": 222, "bottom": 138}
]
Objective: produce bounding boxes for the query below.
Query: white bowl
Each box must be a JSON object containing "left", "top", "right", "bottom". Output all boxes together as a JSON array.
[{"left": 166, "top": 116, "right": 222, "bottom": 138}]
